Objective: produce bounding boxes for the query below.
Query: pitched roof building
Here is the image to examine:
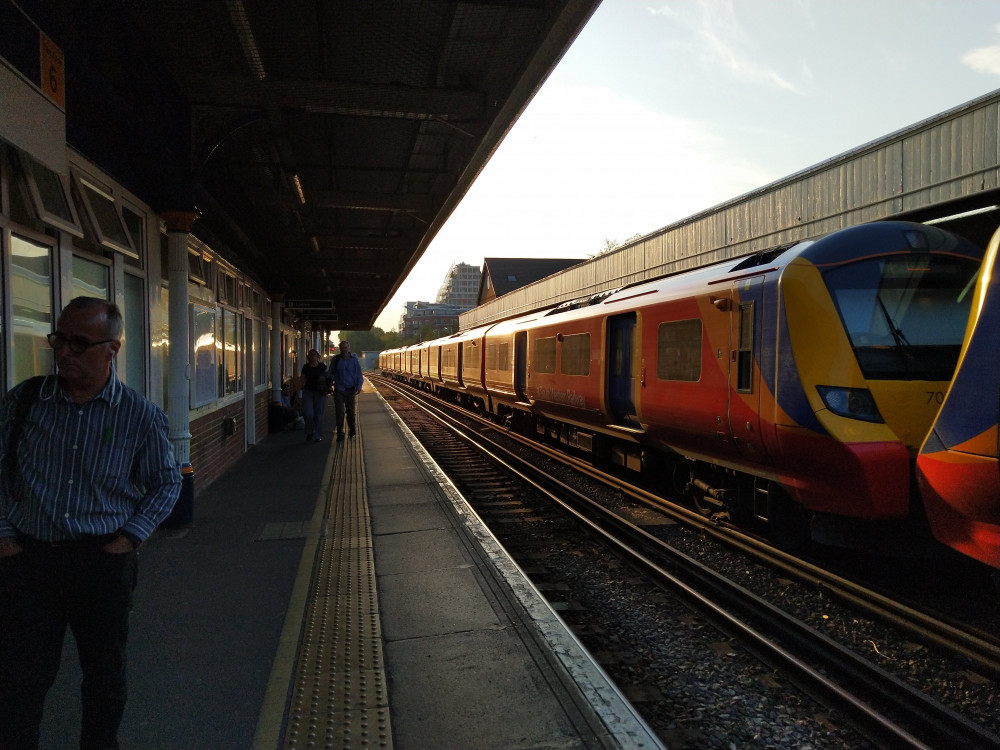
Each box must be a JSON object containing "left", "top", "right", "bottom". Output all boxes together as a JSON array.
[{"left": 478, "top": 258, "right": 585, "bottom": 305}]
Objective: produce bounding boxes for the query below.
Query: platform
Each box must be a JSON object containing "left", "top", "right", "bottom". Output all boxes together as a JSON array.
[{"left": 38, "top": 386, "right": 663, "bottom": 750}]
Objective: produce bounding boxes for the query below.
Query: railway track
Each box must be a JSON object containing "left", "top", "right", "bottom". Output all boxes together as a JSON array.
[{"left": 374, "top": 376, "right": 1000, "bottom": 750}]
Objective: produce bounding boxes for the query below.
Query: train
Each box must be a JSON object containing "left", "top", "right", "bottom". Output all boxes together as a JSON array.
[
  {"left": 916, "top": 226, "right": 1000, "bottom": 569},
  {"left": 380, "top": 221, "right": 996, "bottom": 567}
]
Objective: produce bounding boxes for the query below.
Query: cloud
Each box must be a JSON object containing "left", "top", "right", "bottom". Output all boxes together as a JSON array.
[
  {"left": 671, "top": 0, "right": 804, "bottom": 93},
  {"left": 646, "top": 5, "right": 679, "bottom": 18},
  {"left": 963, "top": 44, "right": 1000, "bottom": 76}
]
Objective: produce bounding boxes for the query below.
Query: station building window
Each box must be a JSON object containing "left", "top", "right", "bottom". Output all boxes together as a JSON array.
[
  {"left": 74, "top": 174, "right": 134, "bottom": 257},
  {"left": 221, "top": 306, "right": 242, "bottom": 396},
  {"left": 192, "top": 303, "right": 217, "bottom": 408},
  {"left": 10, "top": 235, "right": 54, "bottom": 385},
  {"left": 71, "top": 255, "right": 110, "bottom": 300},
  {"left": 252, "top": 290, "right": 268, "bottom": 388},
  {"left": 189, "top": 249, "right": 209, "bottom": 285},
  {"left": 122, "top": 273, "right": 147, "bottom": 394},
  {"left": 19, "top": 152, "right": 82, "bottom": 237},
  {"left": 120, "top": 205, "right": 145, "bottom": 270}
]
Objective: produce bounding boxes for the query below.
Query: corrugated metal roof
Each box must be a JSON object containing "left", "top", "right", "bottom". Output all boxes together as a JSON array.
[{"left": 462, "top": 89, "right": 1000, "bottom": 329}]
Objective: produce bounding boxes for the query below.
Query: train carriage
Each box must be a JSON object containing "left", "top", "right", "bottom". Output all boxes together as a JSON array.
[
  {"left": 522, "top": 307, "right": 606, "bottom": 424},
  {"left": 436, "top": 325, "right": 491, "bottom": 410},
  {"left": 380, "top": 221, "right": 987, "bottom": 556},
  {"left": 482, "top": 312, "right": 540, "bottom": 419},
  {"left": 414, "top": 340, "right": 434, "bottom": 388},
  {"left": 421, "top": 339, "right": 440, "bottom": 388}
]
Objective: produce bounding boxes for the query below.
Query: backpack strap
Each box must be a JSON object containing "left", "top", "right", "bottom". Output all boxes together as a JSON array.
[{"left": 3, "top": 376, "right": 45, "bottom": 494}]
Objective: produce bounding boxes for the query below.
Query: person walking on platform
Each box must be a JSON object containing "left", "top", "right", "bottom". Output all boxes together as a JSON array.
[
  {"left": 0, "top": 296, "right": 181, "bottom": 750},
  {"left": 331, "top": 339, "right": 364, "bottom": 441},
  {"left": 300, "top": 348, "right": 332, "bottom": 442}
]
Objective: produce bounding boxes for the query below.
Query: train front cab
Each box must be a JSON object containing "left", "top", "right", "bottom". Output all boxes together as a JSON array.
[
  {"left": 917, "top": 226, "right": 1000, "bottom": 569},
  {"left": 777, "top": 222, "right": 984, "bottom": 522}
]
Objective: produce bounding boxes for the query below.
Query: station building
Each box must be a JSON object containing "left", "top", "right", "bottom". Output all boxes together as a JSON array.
[{"left": 0, "top": 0, "right": 601, "bottom": 499}]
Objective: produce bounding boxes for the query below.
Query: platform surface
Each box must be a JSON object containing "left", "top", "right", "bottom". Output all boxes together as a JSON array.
[{"left": 38, "top": 385, "right": 662, "bottom": 750}]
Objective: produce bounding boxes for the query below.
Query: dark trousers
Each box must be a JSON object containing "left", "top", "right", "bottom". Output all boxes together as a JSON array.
[
  {"left": 334, "top": 389, "right": 357, "bottom": 436},
  {"left": 300, "top": 390, "right": 327, "bottom": 437},
  {"left": 0, "top": 540, "right": 137, "bottom": 750}
]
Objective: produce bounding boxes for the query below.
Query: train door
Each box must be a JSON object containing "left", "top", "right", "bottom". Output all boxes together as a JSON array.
[
  {"left": 728, "top": 276, "right": 770, "bottom": 461},
  {"left": 607, "top": 313, "right": 640, "bottom": 427},
  {"left": 514, "top": 331, "right": 528, "bottom": 402}
]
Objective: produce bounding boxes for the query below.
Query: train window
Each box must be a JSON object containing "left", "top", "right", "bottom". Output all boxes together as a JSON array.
[
  {"left": 535, "top": 337, "right": 556, "bottom": 373},
  {"left": 487, "top": 342, "right": 511, "bottom": 371},
  {"left": 497, "top": 342, "right": 510, "bottom": 371},
  {"left": 823, "top": 253, "right": 981, "bottom": 380},
  {"left": 463, "top": 341, "right": 478, "bottom": 373},
  {"left": 441, "top": 346, "right": 456, "bottom": 370},
  {"left": 656, "top": 319, "right": 702, "bottom": 381},
  {"left": 737, "top": 303, "right": 753, "bottom": 392},
  {"left": 560, "top": 333, "right": 590, "bottom": 376}
]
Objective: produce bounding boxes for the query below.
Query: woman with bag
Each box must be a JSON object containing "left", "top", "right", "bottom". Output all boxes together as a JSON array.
[{"left": 299, "top": 349, "right": 331, "bottom": 442}]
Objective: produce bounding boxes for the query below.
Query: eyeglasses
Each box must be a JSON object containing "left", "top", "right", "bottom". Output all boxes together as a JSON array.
[{"left": 47, "top": 331, "right": 115, "bottom": 354}]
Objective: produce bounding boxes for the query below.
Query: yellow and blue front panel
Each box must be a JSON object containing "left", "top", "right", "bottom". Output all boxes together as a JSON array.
[
  {"left": 767, "top": 223, "right": 983, "bottom": 518},
  {"left": 917, "top": 228, "right": 1000, "bottom": 568}
]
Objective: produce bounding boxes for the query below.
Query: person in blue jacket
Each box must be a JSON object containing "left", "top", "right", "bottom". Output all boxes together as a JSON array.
[{"left": 330, "top": 339, "right": 364, "bottom": 441}]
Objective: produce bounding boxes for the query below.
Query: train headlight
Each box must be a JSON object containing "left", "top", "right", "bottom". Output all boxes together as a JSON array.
[{"left": 816, "top": 386, "right": 884, "bottom": 423}]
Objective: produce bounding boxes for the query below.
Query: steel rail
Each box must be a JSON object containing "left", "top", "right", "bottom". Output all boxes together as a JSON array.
[
  {"left": 374, "top": 376, "right": 1000, "bottom": 678},
  {"left": 376, "top": 377, "right": 1000, "bottom": 750}
]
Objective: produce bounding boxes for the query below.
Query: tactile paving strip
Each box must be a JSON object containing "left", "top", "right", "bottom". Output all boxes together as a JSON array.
[{"left": 282, "top": 427, "right": 393, "bottom": 749}]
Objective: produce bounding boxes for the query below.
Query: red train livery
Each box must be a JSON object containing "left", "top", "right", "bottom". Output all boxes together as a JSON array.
[
  {"left": 917, "top": 226, "right": 1000, "bottom": 568},
  {"left": 382, "top": 222, "right": 993, "bottom": 565}
]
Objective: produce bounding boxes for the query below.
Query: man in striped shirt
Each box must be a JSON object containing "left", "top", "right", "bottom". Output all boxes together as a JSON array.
[{"left": 0, "top": 297, "right": 181, "bottom": 750}]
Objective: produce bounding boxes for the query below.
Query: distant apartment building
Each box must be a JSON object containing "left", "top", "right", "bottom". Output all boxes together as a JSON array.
[
  {"left": 399, "top": 301, "right": 464, "bottom": 340},
  {"left": 436, "top": 262, "right": 481, "bottom": 309}
]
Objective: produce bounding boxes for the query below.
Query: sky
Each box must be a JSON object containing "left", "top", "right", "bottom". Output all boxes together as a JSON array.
[{"left": 370, "top": 0, "right": 1000, "bottom": 332}]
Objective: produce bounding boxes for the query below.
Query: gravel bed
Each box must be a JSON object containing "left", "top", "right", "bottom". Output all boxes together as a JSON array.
[
  {"left": 488, "top": 425, "right": 1000, "bottom": 742},
  {"left": 526, "top": 529, "right": 875, "bottom": 749}
]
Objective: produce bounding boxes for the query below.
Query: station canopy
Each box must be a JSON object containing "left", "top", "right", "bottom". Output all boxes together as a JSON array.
[{"left": 20, "top": 0, "right": 600, "bottom": 329}]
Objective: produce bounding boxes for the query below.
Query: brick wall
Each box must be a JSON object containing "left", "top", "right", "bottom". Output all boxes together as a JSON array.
[
  {"left": 188, "top": 390, "right": 280, "bottom": 496},
  {"left": 255, "top": 389, "right": 270, "bottom": 439}
]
